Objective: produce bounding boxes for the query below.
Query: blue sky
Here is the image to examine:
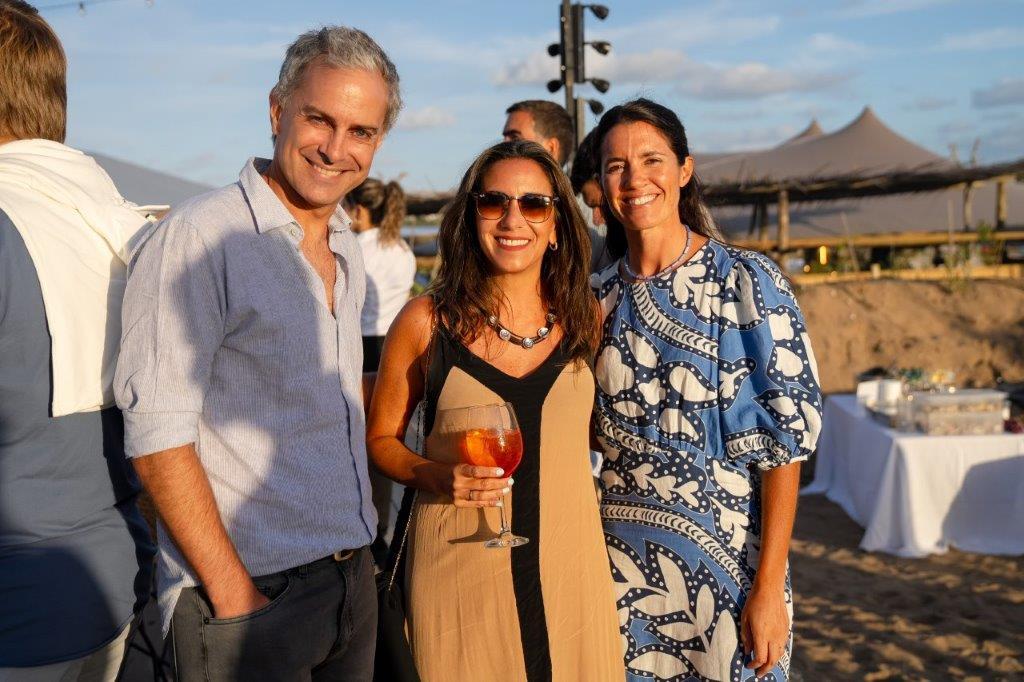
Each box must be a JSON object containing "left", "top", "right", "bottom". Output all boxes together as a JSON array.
[{"left": 43, "top": 0, "right": 1024, "bottom": 192}]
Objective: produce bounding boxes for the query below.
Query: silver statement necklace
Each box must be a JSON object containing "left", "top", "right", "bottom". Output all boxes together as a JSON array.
[
  {"left": 621, "top": 225, "right": 692, "bottom": 283},
  {"left": 486, "top": 311, "right": 557, "bottom": 349}
]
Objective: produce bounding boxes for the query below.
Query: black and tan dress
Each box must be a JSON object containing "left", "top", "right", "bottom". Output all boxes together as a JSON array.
[{"left": 405, "top": 325, "right": 624, "bottom": 681}]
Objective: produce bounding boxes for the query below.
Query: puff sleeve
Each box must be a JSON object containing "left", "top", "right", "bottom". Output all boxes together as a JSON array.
[{"left": 716, "top": 252, "right": 822, "bottom": 470}]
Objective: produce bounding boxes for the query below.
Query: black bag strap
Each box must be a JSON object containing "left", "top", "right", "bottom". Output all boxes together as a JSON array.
[
  {"left": 382, "top": 303, "right": 438, "bottom": 591},
  {"left": 384, "top": 487, "right": 417, "bottom": 592}
]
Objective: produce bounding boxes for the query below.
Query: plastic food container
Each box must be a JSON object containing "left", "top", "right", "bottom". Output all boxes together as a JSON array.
[
  {"left": 909, "top": 389, "right": 1008, "bottom": 414},
  {"left": 914, "top": 410, "right": 1006, "bottom": 436}
]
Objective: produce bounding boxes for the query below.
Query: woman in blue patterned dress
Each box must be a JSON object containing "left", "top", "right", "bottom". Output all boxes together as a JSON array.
[{"left": 588, "top": 99, "right": 823, "bottom": 682}]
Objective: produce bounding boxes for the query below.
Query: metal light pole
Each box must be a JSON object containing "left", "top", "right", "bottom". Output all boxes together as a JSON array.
[
  {"left": 559, "top": 0, "right": 575, "bottom": 115},
  {"left": 547, "top": 2, "right": 610, "bottom": 151}
]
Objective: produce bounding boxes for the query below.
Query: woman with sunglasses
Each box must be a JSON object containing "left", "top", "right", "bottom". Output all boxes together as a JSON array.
[
  {"left": 589, "top": 99, "right": 822, "bottom": 682},
  {"left": 367, "top": 140, "right": 624, "bottom": 681}
]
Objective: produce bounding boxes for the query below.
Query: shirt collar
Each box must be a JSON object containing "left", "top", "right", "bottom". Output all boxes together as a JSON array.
[{"left": 239, "top": 157, "right": 353, "bottom": 235}]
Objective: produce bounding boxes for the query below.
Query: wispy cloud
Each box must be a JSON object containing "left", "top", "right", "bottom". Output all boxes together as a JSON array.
[
  {"left": 602, "top": 9, "right": 781, "bottom": 49},
  {"left": 397, "top": 106, "right": 456, "bottom": 130},
  {"left": 972, "top": 78, "right": 1024, "bottom": 109},
  {"left": 495, "top": 48, "right": 849, "bottom": 101},
  {"left": 600, "top": 50, "right": 849, "bottom": 101},
  {"left": 382, "top": 25, "right": 553, "bottom": 72},
  {"left": 806, "top": 32, "right": 873, "bottom": 56},
  {"left": 493, "top": 51, "right": 558, "bottom": 88},
  {"left": 938, "top": 27, "right": 1024, "bottom": 51},
  {"left": 676, "top": 61, "right": 849, "bottom": 101},
  {"left": 699, "top": 124, "right": 800, "bottom": 152},
  {"left": 787, "top": 32, "right": 883, "bottom": 69},
  {"left": 905, "top": 96, "right": 956, "bottom": 111},
  {"left": 937, "top": 120, "right": 975, "bottom": 137},
  {"left": 592, "top": 50, "right": 693, "bottom": 83},
  {"left": 978, "top": 118, "right": 1024, "bottom": 162},
  {"left": 836, "top": 0, "right": 954, "bottom": 19},
  {"left": 469, "top": 4, "right": 785, "bottom": 86}
]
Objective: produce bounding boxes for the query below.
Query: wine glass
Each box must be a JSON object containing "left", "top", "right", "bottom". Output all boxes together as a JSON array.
[{"left": 437, "top": 402, "right": 528, "bottom": 548}]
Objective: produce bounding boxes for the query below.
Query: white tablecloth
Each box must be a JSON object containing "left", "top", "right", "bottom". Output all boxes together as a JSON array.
[{"left": 803, "top": 394, "right": 1024, "bottom": 557}]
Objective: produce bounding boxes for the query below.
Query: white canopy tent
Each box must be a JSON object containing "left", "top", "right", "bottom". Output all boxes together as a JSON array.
[{"left": 90, "top": 152, "right": 213, "bottom": 209}]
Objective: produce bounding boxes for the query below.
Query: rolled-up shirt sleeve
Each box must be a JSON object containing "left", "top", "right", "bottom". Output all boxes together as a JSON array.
[{"left": 114, "top": 215, "right": 226, "bottom": 459}]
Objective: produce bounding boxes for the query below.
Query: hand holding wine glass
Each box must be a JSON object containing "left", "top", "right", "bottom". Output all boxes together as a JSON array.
[
  {"left": 449, "top": 462, "right": 510, "bottom": 508},
  {"left": 439, "top": 402, "right": 528, "bottom": 548}
]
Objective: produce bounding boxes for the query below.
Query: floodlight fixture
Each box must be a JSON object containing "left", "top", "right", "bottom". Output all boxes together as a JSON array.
[
  {"left": 590, "top": 78, "right": 610, "bottom": 93},
  {"left": 547, "top": 43, "right": 561, "bottom": 57},
  {"left": 586, "top": 4, "right": 610, "bottom": 20},
  {"left": 547, "top": 80, "right": 563, "bottom": 94},
  {"left": 587, "top": 40, "right": 611, "bottom": 55},
  {"left": 587, "top": 99, "right": 605, "bottom": 115}
]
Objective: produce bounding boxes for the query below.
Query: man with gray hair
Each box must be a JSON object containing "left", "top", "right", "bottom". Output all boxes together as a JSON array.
[{"left": 115, "top": 26, "right": 400, "bottom": 680}]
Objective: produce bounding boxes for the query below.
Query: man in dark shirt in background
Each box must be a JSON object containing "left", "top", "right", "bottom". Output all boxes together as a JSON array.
[
  {"left": 502, "top": 100, "right": 610, "bottom": 272},
  {"left": 0, "top": 2, "right": 154, "bottom": 680},
  {"left": 502, "top": 99, "right": 575, "bottom": 167}
]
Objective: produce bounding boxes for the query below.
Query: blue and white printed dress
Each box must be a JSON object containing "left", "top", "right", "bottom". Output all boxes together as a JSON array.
[{"left": 592, "top": 239, "right": 822, "bottom": 682}]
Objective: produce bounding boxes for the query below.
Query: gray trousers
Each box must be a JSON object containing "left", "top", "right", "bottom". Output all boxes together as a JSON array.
[{"left": 171, "top": 548, "right": 376, "bottom": 681}]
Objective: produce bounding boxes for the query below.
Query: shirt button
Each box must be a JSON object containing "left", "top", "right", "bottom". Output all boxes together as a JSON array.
[{"left": 291, "top": 228, "right": 301, "bottom": 239}]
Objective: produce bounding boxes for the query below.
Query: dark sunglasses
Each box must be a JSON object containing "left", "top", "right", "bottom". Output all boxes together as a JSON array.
[{"left": 471, "top": 191, "right": 559, "bottom": 224}]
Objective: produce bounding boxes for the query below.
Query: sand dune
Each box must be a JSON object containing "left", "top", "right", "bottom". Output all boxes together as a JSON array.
[{"left": 798, "top": 279, "right": 1024, "bottom": 395}]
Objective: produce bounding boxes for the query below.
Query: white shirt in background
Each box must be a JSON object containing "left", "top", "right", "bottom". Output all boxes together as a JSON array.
[{"left": 357, "top": 227, "right": 417, "bottom": 336}]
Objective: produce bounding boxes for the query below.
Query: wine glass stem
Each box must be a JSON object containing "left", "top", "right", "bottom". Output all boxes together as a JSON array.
[{"left": 498, "top": 492, "right": 511, "bottom": 536}]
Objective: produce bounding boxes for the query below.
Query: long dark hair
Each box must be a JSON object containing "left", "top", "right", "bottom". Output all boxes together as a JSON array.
[
  {"left": 349, "top": 177, "right": 406, "bottom": 246},
  {"left": 591, "top": 98, "right": 723, "bottom": 258},
  {"left": 429, "top": 140, "right": 597, "bottom": 363}
]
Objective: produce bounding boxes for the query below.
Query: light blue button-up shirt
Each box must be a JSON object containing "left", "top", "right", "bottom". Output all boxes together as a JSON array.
[{"left": 115, "top": 158, "right": 375, "bottom": 633}]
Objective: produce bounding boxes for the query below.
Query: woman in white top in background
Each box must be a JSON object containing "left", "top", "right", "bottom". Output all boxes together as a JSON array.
[
  {"left": 348, "top": 177, "right": 416, "bottom": 563},
  {"left": 349, "top": 177, "right": 417, "bottom": 373}
]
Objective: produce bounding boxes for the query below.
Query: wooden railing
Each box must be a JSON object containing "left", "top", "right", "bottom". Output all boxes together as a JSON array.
[
  {"left": 792, "top": 263, "right": 1023, "bottom": 285},
  {"left": 730, "top": 229, "right": 1024, "bottom": 252}
]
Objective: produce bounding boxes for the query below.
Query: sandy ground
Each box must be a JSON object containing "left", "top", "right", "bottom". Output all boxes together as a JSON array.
[
  {"left": 121, "top": 490, "right": 1024, "bottom": 681},
  {"left": 790, "top": 494, "right": 1024, "bottom": 681},
  {"left": 798, "top": 279, "right": 1024, "bottom": 394}
]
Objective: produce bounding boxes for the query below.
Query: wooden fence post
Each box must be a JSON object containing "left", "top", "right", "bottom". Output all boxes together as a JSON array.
[
  {"left": 778, "top": 189, "right": 790, "bottom": 251},
  {"left": 962, "top": 182, "right": 975, "bottom": 230},
  {"left": 996, "top": 179, "right": 1008, "bottom": 229},
  {"left": 758, "top": 201, "right": 770, "bottom": 247}
]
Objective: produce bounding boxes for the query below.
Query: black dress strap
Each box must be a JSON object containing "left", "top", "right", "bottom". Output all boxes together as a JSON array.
[{"left": 422, "top": 323, "right": 459, "bottom": 438}]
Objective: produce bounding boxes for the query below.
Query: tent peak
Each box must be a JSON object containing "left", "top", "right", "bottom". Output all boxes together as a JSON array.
[
  {"left": 853, "top": 106, "right": 880, "bottom": 124},
  {"left": 831, "top": 105, "right": 898, "bottom": 139},
  {"left": 780, "top": 119, "right": 825, "bottom": 146}
]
